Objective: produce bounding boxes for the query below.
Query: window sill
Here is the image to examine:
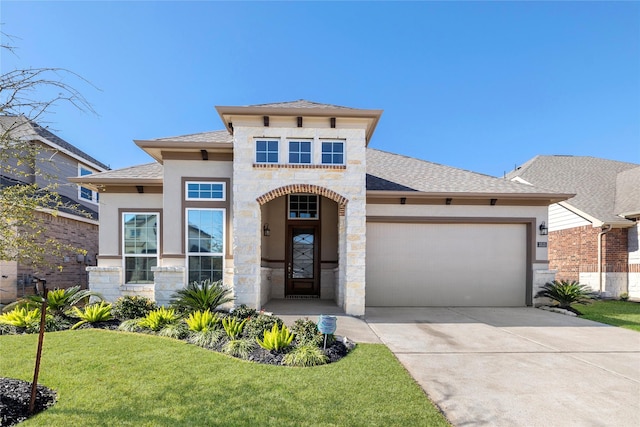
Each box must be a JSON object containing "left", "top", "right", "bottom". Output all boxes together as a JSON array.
[{"left": 253, "top": 163, "right": 346, "bottom": 170}]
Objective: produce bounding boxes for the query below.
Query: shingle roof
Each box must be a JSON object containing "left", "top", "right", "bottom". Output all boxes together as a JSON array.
[
  {"left": 154, "top": 129, "right": 232, "bottom": 143},
  {"left": 247, "top": 99, "right": 357, "bottom": 110},
  {"left": 615, "top": 166, "right": 640, "bottom": 217},
  {"left": 77, "top": 162, "right": 163, "bottom": 181},
  {"left": 505, "top": 155, "right": 639, "bottom": 224},
  {"left": 0, "top": 115, "right": 110, "bottom": 170},
  {"left": 367, "top": 149, "right": 560, "bottom": 195}
]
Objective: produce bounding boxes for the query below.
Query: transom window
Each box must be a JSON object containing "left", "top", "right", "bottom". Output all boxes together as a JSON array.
[
  {"left": 186, "top": 181, "right": 225, "bottom": 201},
  {"left": 123, "top": 213, "right": 158, "bottom": 284},
  {"left": 321, "top": 142, "right": 344, "bottom": 165},
  {"left": 187, "top": 208, "right": 225, "bottom": 284},
  {"left": 289, "top": 194, "right": 318, "bottom": 219},
  {"left": 289, "top": 141, "right": 311, "bottom": 164},
  {"left": 256, "top": 140, "right": 279, "bottom": 163},
  {"left": 78, "top": 166, "right": 98, "bottom": 204}
]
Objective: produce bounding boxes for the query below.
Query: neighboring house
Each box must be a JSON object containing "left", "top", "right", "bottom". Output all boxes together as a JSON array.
[
  {"left": 72, "top": 100, "right": 569, "bottom": 316},
  {"left": 507, "top": 155, "right": 640, "bottom": 298},
  {"left": 0, "top": 116, "right": 109, "bottom": 303}
]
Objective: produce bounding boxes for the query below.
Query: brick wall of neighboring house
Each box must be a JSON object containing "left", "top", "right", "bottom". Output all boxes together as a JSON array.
[
  {"left": 17, "top": 211, "right": 98, "bottom": 293},
  {"left": 549, "top": 225, "right": 629, "bottom": 281}
]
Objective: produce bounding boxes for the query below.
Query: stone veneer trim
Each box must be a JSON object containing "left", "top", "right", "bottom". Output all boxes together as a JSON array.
[{"left": 256, "top": 184, "right": 348, "bottom": 216}]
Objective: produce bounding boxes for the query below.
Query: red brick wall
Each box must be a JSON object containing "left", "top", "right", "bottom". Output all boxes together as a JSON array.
[
  {"left": 17, "top": 211, "right": 99, "bottom": 291},
  {"left": 549, "top": 225, "right": 628, "bottom": 281}
]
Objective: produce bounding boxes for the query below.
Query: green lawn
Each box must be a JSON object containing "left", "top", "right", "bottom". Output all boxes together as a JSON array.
[
  {"left": 573, "top": 300, "right": 640, "bottom": 332},
  {"left": 1, "top": 330, "right": 449, "bottom": 426}
]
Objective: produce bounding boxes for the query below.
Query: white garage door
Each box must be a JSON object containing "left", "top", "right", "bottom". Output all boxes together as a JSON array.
[{"left": 366, "top": 222, "right": 527, "bottom": 306}]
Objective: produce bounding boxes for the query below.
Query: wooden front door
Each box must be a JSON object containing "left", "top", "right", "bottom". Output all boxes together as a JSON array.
[{"left": 285, "top": 225, "right": 320, "bottom": 296}]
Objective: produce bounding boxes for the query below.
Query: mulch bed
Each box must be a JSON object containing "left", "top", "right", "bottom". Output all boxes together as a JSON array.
[{"left": 0, "top": 378, "right": 56, "bottom": 427}]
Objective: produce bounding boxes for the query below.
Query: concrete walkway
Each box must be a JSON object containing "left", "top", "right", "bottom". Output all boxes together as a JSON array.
[{"left": 264, "top": 301, "right": 640, "bottom": 427}]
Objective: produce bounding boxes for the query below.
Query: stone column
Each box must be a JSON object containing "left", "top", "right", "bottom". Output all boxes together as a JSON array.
[
  {"left": 152, "top": 266, "right": 185, "bottom": 306},
  {"left": 86, "top": 266, "right": 122, "bottom": 302}
]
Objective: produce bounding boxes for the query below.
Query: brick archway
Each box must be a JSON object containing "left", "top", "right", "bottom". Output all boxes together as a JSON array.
[{"left": 256, "top": 184, "right": 347, "bottom": 216}]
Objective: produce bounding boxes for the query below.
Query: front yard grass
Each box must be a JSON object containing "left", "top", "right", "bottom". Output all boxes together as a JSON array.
[
  {"left": 573, "top": 300, "right": 640, "bottom": 332},
  {"left": 0, "top": 329, "right": 450, "bottom": 426}
]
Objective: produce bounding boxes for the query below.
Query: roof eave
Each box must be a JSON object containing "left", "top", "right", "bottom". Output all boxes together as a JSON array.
[
  {"left": 367, "top": 190, "right": 574, "bottom": 203},
  {"left": 134, "top": 140, "right": 233, "bottom": 163}
]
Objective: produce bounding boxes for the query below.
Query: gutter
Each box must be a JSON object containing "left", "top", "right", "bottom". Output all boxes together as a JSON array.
[{"left": 597, "top": 224, "right": 613, "bottom": 294}]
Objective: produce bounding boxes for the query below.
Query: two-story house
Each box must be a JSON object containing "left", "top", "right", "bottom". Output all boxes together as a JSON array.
[
  {"left": 72, "top": 100, "right": 569, "bottom": 316},
  {"left": 0, "top": 116, "right": 109, "bottom": 302}
]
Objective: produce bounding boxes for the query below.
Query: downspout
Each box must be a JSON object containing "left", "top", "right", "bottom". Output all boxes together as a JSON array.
[{"left": 597, "top": 224, "right": 612, "bottom": 295}]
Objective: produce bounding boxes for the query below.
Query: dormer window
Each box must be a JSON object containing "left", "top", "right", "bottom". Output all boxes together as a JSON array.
[{"left": 256, "top": 139, "right": 279, "bottom": 163}]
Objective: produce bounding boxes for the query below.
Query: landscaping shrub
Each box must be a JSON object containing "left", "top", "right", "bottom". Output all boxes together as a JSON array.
[
  {"left": 244, "top": 313, "right": 283, "bottom": 340},
  {"left": 112, "top": 295, "right": 157, "bottom": 320},
  {"left": 71, "top": 302, "right": 113, "bottom": 329},
  {"left": 283, "top": 344, "right": 328, "bottom": 367},
  {"left": 222, "top": 338, "right": 255, "bottom": 359},
  {"left": 256, "top": 323, "right": 294, "bottom": 351},
  {"left": 536, "top": 280, "right": 597, "bottom": 311},
  {"left": 157, "top": 322, "right": 188, "bottom": 339},
  {"left": 222, "top": 316, "right": 247, "bottom": 339},
  {"left": 231, "top": 304, "right": 257, "bottom": 320},
  {"left": 185, "top": 309, "right": 220, "bottom": 332},
  {"left": 139, "top": 307, "right": 180, "bottom": 331},
  {"left": 619, "top": 292, "right": 629, "bottom": 301},
  {"left": 0, "top": 307, "right": 42, "bottom": 329},
  {"left": 2, "top": 286, "right": 103, "bottom": 316},
  {"left": 170, "top": 279, "right": 233, "bottom": 313},
  {"left": 188, "top": 328, "right": 225, "bottom": 349},
  {"left": 291, "top": 318, "right": 323, "bottom": 346}
]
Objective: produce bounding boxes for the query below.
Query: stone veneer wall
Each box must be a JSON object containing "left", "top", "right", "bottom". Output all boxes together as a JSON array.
[{"left": 232, "top": 125, "right": 367, "bottom": 316}]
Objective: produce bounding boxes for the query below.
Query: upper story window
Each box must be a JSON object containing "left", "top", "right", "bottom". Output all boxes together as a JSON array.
[
  {"left": 186, "top": 181, "right": 225, "bottom": 201},
  {"left": 256, "top": 140, "right": 279, "bottom": 163},
  {"left": 289, "top": 141, "right": 311, "bottom": 164},
  {"left": 321, "top": 142, "right": 344, "bottom": 165},
  {"left": 78, "top": 166, "right": 98, "bottom": 204}
]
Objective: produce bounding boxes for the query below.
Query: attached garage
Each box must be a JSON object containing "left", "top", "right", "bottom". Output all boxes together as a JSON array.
[{"left": 366, "top": 220, "right": 531, "bottom": 307}]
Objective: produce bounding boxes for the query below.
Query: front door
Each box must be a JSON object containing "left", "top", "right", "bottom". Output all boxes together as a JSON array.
[{"left": 285, "top": 225, "right": 320, "bottom": 297}]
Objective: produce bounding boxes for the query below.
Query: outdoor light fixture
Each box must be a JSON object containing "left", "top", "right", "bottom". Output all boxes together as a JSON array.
[
  {"left": 539, "top": 221, "right": 548, "bottom": 236},
  {"left": 263, "top": 223, "right": 271, "bottom": 237}
]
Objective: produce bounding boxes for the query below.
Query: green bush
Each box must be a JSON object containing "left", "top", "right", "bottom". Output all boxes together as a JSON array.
[
  {"left": 185, "top": 309, "right": 221, "bottom": 332},
  {"left": 157, "top": 322, "right": 188, "bottom": 339},
  {"left": 283, "top": 344, "right": 328, "bottom": 367},
  {"left": 71, "top": 302, "right": 113, "bottom": 330},
  {"left": 536, "top": 280, "right": 597, "bottom": 309},
  {"left": 188, "top": 328, "right": 225, "bottom": 349},
  {"left": 0, "top": 307, "right": 42, "bottom": 329},
  {"left": 3, "top": 286, "right": 103, "bottom": 316},
  {"left": 112, "top": 296, "right": 157, "bottom": 320},
  {"left": 222, "top": 338, "right": 255, "bottom": 359},
  {"left": 231, "top": 304, "right": 257, "bottom": 320},
  {"left": 222, "top": 316, "right": 247, "bottom": 339},
  {"left": 620, "top": 292, "right": 629, "bottom": 301},
  {"left": 244, "top": 313, "right": 283, "bottom": 340},
  {"left": 118, "top": 318, "right": 144, "bottom": 333},
  {"left": 256, "top": 323, "right": 295, "bottom": 351},
  {"left": 291, "top": 318, "right": 323, "bottom": 346},
  {"left": 139, "top": 307, "right": 180, "bottom": 331},
  {"left": 170, "top": 279, "right": 234, "bottom": 313}
]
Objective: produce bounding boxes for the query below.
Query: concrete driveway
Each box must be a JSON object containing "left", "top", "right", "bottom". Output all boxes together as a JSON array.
[{"left": 365, "top": 307, "right": 640, "bottom": 427}]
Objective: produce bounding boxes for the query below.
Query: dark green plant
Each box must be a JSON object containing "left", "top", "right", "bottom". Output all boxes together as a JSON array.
[
  {"left": 71, "top": 302, "right": 113, "bottom": 330},
  {"left": 112, "top": 295, "right": 157, "bottom": 320},
  {"left": 291, "top": 318, "right": 323, "bottom": 346},
  {"left": 535, "top": 280, "right": 596, "bottom": 309},
  {"left": 170, "top": 279, "right": 234, "bottom": 313},
  {"left": 139, "top": 307, "right": 180, "bottom": 331},
  {"left": 222, "top": 338, "right": 255, "bottom": 359},
  {"left": 222, "top": 316, "right": 247, "bottom": 339},
  {"left": 188, "top": 328, "right": 225, "bottom": 349},
  {"left": 231, "top": 304, "right": 257, "bottom": 320},
  {"left": 185, "top": 309, "right": 221, "bottom": 332},
  {"left": 157, "top": 322, "right": 188, "bottom": 339},
  {"left": 283, "top": 344, "right": 328, "bottom": 367},
  {"left": 244, "top": 313, "right": 283, "bottom": 340},
  {"left": 118, "top": 318, "right": 144, "bottom": 333},
  {"left": 256, "top": 323, "right": 294, "bottom": 351},
  {"left": 619, "top": 292, "right": 629, "bottom": 302}
]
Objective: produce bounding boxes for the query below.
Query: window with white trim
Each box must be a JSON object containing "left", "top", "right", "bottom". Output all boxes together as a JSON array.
[
  {"left": 255, "top": 139, "right": 279, "bottom": 163},
  {"left": 289, "top": 140, "right": 312, "bottom": 164},
  {"left": 123, "top": 213, "right": 158, "bottom": 284},
  {"left": 186, "top": 181, "right": 225, "bottom": 201},
  {"left": 78, "top": 166, "right": 98, "bottom": 203},
  {"left": 187, "top": 208, "right": 224, "bottom": 284},
  {"left": 321, "top": 141, "right": 344, "bottom": 165}
]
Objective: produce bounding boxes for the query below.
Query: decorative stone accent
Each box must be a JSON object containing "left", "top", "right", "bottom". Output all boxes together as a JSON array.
[
  {"left": 532, "top": 269, "right": 557, "bottom": 307},
  {"left": 256, "top": 183, "right": 348, "bottom": 216},
  {"left": 152, "top": 266, "right": 185, "bottom": 306},
  {"left": 87, "top": 267, "right": 122, "bottom": 302}
]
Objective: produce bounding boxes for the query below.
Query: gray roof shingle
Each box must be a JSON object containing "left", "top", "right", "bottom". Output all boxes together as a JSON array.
[
  {"left": 247, "top": 99, "right": 357, "bottom": 110},
  {"left": 367, "top": 149, "right": 560, "bottom": 195},
  {"left": 76, "top": 162, "right": 163, "bottom": 181},
  {"left": 505, "top": 155, "right": 639, "bottom": 224},
  {"left": 615, "top": 166, "right": 640, "bottom": 217},
  {"left": 154, "top": 129, "right": 232, "bottom": 143}
]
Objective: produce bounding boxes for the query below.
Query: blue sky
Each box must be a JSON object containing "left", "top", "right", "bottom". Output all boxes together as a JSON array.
[{"left": 1, "top": 1, "right": 638, "bottom": 176}]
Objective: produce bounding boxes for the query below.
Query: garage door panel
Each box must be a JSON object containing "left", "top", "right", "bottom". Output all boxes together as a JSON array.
[{"left": 366, "top": 223, "right": 526, "bottom": 306}]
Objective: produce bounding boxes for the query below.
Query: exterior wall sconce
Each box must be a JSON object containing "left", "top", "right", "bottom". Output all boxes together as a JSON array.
[
  {"left": 263, "top": 223, "right": 271, "bottom": 237},
  {"left": 400, "top": 197, "right": 406, "bottom": 205},
  {"left": 539, "top": 221, "right": 548, "bottom": 236}
]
